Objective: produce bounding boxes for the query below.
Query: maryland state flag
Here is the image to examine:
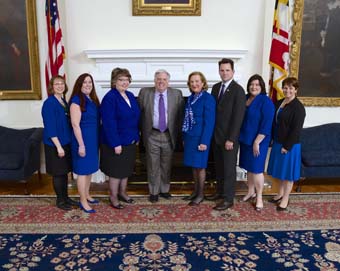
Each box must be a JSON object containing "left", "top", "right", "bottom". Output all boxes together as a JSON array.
[{"left": 269, "top": 0, "right": 290, "bottom": 102}]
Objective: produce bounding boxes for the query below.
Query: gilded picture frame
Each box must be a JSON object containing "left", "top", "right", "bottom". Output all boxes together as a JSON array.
[
  {"left": 133, "top": 0, "right": 201, "bottom": 16},
  {"left": 291, "top": 0, "right": 340, "bottom": 106},
  {"left": 0, "top": 0, "right": 41, "bottom": 100}
]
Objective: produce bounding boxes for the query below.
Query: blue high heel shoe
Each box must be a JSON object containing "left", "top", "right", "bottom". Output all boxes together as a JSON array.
[
  {"left": 87, "top": 198, "right": 100, "bottom": 204},
  {"left": 79, "top": 202, "right": 96, "bottom": 213}
]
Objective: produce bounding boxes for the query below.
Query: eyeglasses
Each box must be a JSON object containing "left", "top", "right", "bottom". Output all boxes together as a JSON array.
[{"left": 117, "top": 78, "right": 130, "bottom": 82}]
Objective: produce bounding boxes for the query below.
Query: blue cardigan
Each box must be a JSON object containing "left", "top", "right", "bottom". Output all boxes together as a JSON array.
[
  {"left": 100, "top": 88, "right": 141, "bottom": 147},
  {"left": 41, "top": 95, "right": 72, "bottom": 146},
  {"left": 239, "top": 94, "right": 274, "bottom": 146}
]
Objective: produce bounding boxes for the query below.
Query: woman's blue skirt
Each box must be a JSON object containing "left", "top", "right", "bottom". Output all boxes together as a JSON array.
[{"left": 267, "top": 142, "right": 301, "bottom": 181}]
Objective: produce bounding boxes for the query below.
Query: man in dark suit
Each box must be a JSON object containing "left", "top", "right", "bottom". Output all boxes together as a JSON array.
[
  {"left": 138, "top": 69, "right": 184, "bottom": 203},
  {"left": 206, "top": 58, "right": 246, "bottom": 210}
]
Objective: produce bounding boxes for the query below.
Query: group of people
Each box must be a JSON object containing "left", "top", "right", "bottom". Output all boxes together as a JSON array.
[{"left": 42, "top": 57, "right": 306, "bottom": 213}]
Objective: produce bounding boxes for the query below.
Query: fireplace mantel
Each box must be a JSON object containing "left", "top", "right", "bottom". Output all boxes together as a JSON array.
[{"left": 84, "top": 49, "right": 248, "bottom": 97}]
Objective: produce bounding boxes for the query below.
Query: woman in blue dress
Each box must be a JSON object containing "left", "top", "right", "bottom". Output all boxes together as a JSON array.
[
  {"left": 182, "top": 71, "right": 216, "bottom": 206},
  {"left": 239, "top": 74, "right": 274, "bottom": 211},
  {"left": 100, "top": 68, "right": 140, "bottom": 209},
  {"left": 267, "top": 77, "right": 306, "bottom": 211},
  {"left": 69, "top": 73, "right": 100, "bottom": 213},
  {"left": 41, "top": 76, "right": 78, "bottom": 211}
]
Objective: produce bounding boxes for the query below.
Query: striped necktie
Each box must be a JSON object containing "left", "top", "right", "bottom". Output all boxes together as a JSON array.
[{"left": 218, "top": 83, "right": 225, "bottom": 102}]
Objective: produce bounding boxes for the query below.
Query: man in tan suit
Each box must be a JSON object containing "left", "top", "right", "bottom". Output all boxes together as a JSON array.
[{"left": 138, "top": 69, "right": 184, "bottom": 203}]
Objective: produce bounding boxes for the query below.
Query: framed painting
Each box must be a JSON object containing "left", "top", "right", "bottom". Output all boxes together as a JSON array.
[
  {"left": 133, "top": 0, "right": 201, "bottom": 16},
  {"left": 291, "top": 0, "right": 340, "bottom": 106},
  {"left": 0, "top": 0, "right": 41, "bottom": 100}
]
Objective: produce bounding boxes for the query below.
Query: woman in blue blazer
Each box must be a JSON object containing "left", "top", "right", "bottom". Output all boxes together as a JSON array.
[
  {"left": 41, "top": 76, "right": 78, "bottom": 211},
  {"left": 182, "top": 71, "right": 216, "bottom": 206},
  {"left": 100, "top": 68, "right": 141, "bottom": 209},
  {"left": 239, "top": 74, "right": 274, "bottom": 211}
]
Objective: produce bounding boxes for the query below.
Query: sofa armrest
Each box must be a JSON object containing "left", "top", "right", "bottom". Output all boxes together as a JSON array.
[{"left": 23, "top": 128, "right": 43, "bottom": 176}]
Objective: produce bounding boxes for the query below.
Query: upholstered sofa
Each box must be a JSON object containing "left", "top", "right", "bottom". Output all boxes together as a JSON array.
[
  {"left": 0, "top": 126, "right": 43, "bottom": 194},
  {"left": 297, "top": 123, "right": 340, "bottom": 191}
]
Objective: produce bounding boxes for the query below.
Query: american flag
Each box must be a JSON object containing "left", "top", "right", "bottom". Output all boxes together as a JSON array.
[
  {"left": 269, "top": 0, "right": 290, "bottom": 102},
  {"left": 45, "top": 0, "right": 65, "bottom": 91}
]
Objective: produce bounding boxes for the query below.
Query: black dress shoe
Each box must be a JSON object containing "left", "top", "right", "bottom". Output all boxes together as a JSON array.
[
  {"left": 182, "top": 193, "right": 197, "bottom": 201},
  {"left": 118, "top": 195, "right": 135, "bottom": 204},
  {"left": 213, "top": 201, "right": 234, "bottom": 211},
  {"left": 268, "top": 196, "right": 283, "bottom": 203},
  {"left": 66, "top": 197, "right": 79, "bottom": 206},
  {"left": 159, "top": 192, "right": 172, "bottom": 199},
  {"left": 56, "top": 201, "right": 72, "bottom": 211},
  {"left": 149, "top": 194, "right": 159, "bottom": 203},
  {"left": 205, "top": 194, "right": 223, "bottom": 201}
]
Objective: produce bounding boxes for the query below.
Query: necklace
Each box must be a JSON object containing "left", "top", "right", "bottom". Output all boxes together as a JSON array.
[{"left": 54, "top": 95, "right": 66, "bottom": 107}]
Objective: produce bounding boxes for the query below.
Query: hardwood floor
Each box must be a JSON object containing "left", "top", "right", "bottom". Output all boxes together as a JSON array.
[{"left": 1, "top": 173, "right": 340, "bottom": 196}]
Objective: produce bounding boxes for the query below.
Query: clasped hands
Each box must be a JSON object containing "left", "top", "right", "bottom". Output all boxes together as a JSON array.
[{"left": 198, "top": 144, "right": 207, "bottom": 151}]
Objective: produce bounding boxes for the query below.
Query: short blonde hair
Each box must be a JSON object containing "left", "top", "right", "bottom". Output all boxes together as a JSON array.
[{"left": 187, "top": 71, "right": 208, "bottom": 91}]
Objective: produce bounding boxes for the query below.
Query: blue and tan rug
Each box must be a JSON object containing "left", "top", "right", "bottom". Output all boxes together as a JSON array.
[{"left": 0, "top": 194, "right": 340, "bottom": 270}]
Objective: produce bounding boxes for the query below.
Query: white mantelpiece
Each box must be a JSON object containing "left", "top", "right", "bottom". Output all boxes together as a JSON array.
[{"left": 84, "top": 49, "right": 248, "bottom": 98}]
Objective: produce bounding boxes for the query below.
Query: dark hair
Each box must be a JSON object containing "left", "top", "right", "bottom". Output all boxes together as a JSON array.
[
  {"left": 218, "top": 58, "right": 234, "bottom": 71},
  {"left": 69, "top": 73, "right": 100, "bottom": 112},
  {"left": 47, "top": 75, "right": 68, "bottom": 96},
  {"left": 187, "top": 71, "right": 209, "bottom": 92},
  {"left": 111, "top": 68, "right": 132, "bottom": 89},
  {"left": 246, "top": 74, "right": 267, "bottom": 95},
  {"left": 282, "top": 77, "right": 299, "bottom": 90}
]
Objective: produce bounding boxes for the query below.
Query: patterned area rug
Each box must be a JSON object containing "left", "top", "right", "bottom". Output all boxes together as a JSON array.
[
  {"left": 0, "top": 230, "right": 340, "bottom": 270},
  {"left": 0, "top": 195, "right": 340, "bottom": 270},
  {"left": 0, "top": 194, "right": 340, "bottom": 233}
]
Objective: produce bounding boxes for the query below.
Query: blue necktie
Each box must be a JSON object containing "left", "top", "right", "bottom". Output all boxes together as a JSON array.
[{"left": 158, "top": 94, "right": 166, "bottom": 132}]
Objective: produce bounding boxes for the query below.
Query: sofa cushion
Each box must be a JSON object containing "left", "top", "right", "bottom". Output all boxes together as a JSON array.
[
  {"left": 0, "top": 126, "right": 36, "bottom": 153},
  {"left": 302, "top": 151, "right": 340, "bottom": 167},
  {"left": 301, "top": 123, "right": 340, "bottom": 152},
  {"left": 0, "top": 154, "right": 23, "bottom": 170}
]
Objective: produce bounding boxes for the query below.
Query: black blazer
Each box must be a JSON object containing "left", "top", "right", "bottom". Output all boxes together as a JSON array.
[
  {"left": 212, "top": 80, "right": 246, "bottom": 145},
  {"left": 273, "top": 97, "right": 306, "bottom": 151}
]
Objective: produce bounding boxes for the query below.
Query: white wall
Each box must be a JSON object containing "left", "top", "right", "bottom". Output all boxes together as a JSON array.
[{"left": 0, "top": 0, "right": 339, "bottom": 128}]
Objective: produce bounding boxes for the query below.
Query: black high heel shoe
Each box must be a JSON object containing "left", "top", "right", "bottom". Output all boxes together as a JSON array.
[
  {"left": 118, "top": 195, "right": 135, "bottom": 204},
  {"left": 277, "top": 201, "right": 289, "bottom": 211},
  {"left": 255, "top": 199, "right": 264, "bottom": 212},
  {"left": 240, "top": 193, "right": 256, "bottom": 202},
  {"left": 268, "top": 196, "right": 283, "bottom": 203},
  {"left": 188, "top": 198, "right": 203, "bottom": 206},
  {"left": 255, "top": 205, "right": 263, "bottom": 212},
  {"left": 182, "top": 193, "right": 197, "bottom": 201},
  {"left": 111, "top": 203, "right": 124, "bottom": 209}
]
